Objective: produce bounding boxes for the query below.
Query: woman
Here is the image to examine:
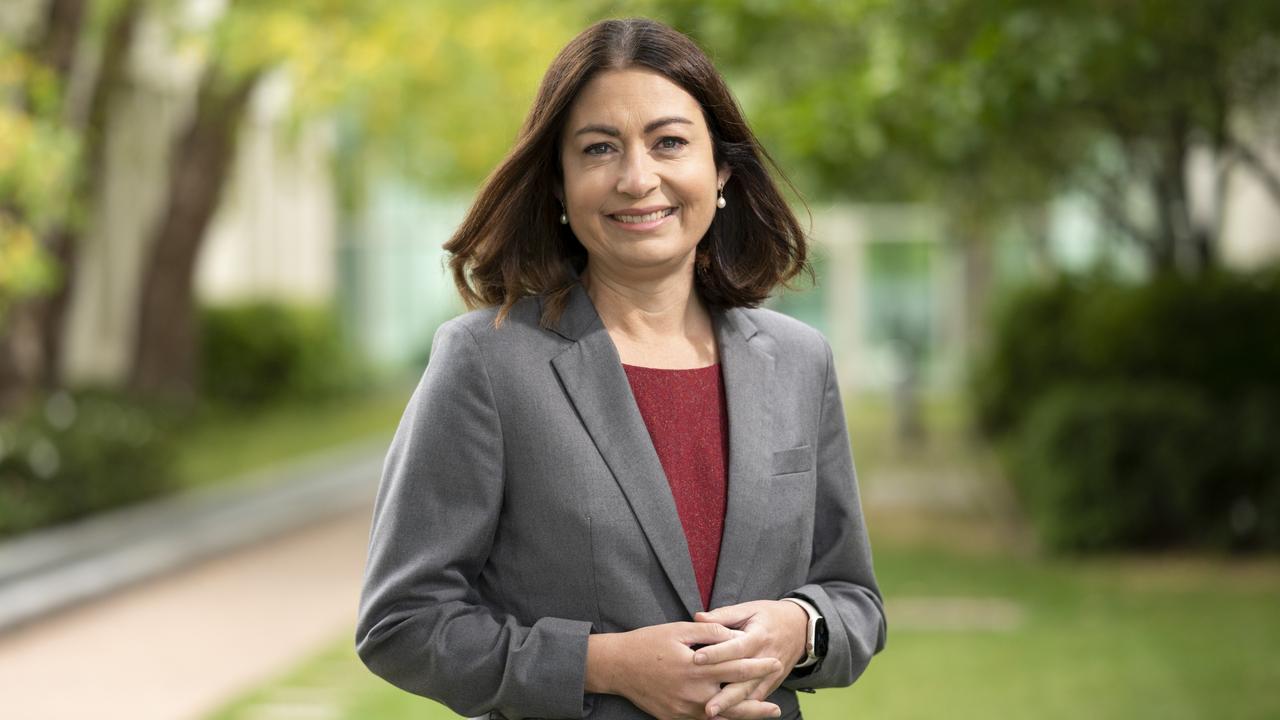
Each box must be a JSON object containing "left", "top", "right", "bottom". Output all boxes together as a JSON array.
[{"left": 356, "top": 17, "right": 886, "bottom": 720}]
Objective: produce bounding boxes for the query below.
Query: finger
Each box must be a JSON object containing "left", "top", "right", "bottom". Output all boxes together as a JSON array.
[
  {"left": 704, "top": 656, "right": 781, "bottom": 685},
  {"left": 705, "top": 678, "right": 760, "bottom": 719},
  {"left": 748, "top": 679, "right": 775, "bottom": 702},
  {"left": 695, "top": 603, "right": 756, "bottom": 628},
  {"left": 693, "top": 630, "right": 762, "bottom": 665},
  {"left": 679, "top": 620, "right": 735, "bottom": 647},
  {"left": 718, "top": 696, "right": 783, "bottom": 719}
]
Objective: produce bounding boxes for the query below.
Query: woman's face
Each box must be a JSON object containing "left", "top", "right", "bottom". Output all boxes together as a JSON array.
[{"left": 559, "top": 68, "right": 729, "bottom": 282}]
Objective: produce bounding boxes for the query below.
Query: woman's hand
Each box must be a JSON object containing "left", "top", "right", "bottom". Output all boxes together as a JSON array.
[
  {"left": 691, "top": 600, "right": 809, "bottom": 719},
  {"left": 586, "top": 621, "right": 783, "bottom": 720}
]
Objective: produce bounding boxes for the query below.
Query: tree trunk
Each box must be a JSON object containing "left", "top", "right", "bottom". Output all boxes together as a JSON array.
[
  {"left": 1149, "top": 171, "right": 1179, "bottom": 276},
  {"left": 33, "top": 0, "right": 85, "bottom": 83},
  {"left": 34, "top": 0, "right": 140, "bottom": 389},
  {"left": 951, "top": 206, "right": 994, "bottom": 357},
  {"left": 129, "top": 69, "right": 260, "bottom": 400}
]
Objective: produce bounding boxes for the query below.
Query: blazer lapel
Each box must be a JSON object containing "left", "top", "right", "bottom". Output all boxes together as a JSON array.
[
  {"left": 708, "top": 307, "right": 775, "bottom": 609},
  {"left": 548, "top": 283, "right": 704, "bottom": 618}
]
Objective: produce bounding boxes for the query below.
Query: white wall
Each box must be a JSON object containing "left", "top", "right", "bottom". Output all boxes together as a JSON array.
[{"left": 196, "top": 71, "right": 337, "bottom": 305}]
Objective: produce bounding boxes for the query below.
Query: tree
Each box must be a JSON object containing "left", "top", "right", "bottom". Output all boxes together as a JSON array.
[
  {"left": 129, "top": 0, "right": 584, "bottom": 398},
  {"left": 2, "top": 0, "right": 586, "bottom": 405},
  {"left": 637, "top": 0, "right": 1280, "bottom": 275}
]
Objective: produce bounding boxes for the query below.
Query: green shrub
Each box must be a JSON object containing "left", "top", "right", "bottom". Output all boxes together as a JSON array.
[
  {"left": 0, "top": 390, "right": 177, "bottom": 538},
  {"left": 977, "top": 268, "right": 1280, "bottom": 552},
  {"left": 975, "top": 269, "right": 1280, "bottom": 438},
  {"left": 199, "top": 302, "right": 362, "bottom": 407},
  {"left": 1015, "top": 384, "right": 1208, "bottom": 551},
  {"left": 972, "top": 278, "right": 1084, "bottom": 437},
  {"left": 1014, "top": 384, "right": 1280, "bottom": 552}
]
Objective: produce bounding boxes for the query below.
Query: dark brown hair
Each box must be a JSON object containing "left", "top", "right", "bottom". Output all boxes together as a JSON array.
[{"left": 444, "top": 17, "right": 810, "bottom": 327}]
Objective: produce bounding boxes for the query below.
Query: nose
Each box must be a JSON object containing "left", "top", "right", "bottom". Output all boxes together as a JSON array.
[{"left": 615, "top": 149, "right": 659, "bottom": 198}]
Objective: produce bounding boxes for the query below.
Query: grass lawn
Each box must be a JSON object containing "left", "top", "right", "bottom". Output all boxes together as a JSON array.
[
  {"left": 205, "top": 539, "right": 1280, "bottom": 720},
  {"left": 172, "top": 378, "right": 416, "bottom": 490}
]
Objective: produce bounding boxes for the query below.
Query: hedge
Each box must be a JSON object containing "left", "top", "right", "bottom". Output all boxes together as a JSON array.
[
  {"left": 975, "top": 268, "right": 1280, "bottom": 552},
  {"left": 0, "top": 390, "right": 176, "bottom": 538},
  {"left": 199, "top": 302, "right": 363, "bottom": 407}
]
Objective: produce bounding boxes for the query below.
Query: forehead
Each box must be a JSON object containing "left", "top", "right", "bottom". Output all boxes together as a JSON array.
[{"left": 564, "top": 68, "right": 708, "bottom": 133}]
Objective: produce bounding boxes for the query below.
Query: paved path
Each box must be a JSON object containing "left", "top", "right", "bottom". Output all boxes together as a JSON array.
[{"left": 0, "top": 505, "right": 373, "bottom": 720}]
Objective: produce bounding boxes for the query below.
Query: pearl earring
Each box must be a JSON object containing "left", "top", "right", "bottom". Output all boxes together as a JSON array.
[
  {"left": 559, "top": 201, "right": 568, "bottom": 225},
  {"left": 716, "top": 186, "right": 726, "bottom": 209}
]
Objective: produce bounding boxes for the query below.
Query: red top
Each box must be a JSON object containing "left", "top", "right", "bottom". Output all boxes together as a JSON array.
[{"left": 622, "top": 362, "right": 729, "bottom": 610}]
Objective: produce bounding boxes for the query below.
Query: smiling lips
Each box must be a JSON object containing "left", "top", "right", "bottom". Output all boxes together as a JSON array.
[{"left": 607, "top": 206, "right": 677, "bottom": 229}]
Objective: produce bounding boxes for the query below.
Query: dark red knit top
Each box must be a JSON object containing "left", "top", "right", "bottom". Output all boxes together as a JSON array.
[{"left": 621, "top": 362, "right": 729, "bottom": 610}]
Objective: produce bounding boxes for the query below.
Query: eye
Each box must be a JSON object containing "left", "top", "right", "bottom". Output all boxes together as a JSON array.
[
  {"left": 584, "top": 142, "right": 613, "bottom": 156},
  {"left": 656, "top": 136, "right": 688, "bottom": 151}
]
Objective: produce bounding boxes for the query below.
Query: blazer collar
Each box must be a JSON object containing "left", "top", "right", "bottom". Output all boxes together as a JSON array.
[
  {"left": 547, "top": 281, "right": 774, "bottom": 616},
  {"left": 543, "top": 279, "right": 761, "bottom": 343}
]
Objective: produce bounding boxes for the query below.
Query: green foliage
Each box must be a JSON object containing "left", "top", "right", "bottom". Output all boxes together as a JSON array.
[
  {"left": 631, "top": 0, "right": 1280, "bottom": 276},
  {"left": 199, "top": 302, "right": 364, "bottom": 407},
  {"left": 0, "top": 390, "right": 177, "bottom": 538},
  {"left": 0, "top": 45, "right": 80, "bottom": 221},
  {"left": 0, "top": 214, "right": 59, "bottom": 324},
  {"left": 1014, "top": 383, "right": 1280, "bottom": 552},
  {"left": 204, "top": 0, "right": 584, "bottom": 192},
  {"left": 974, "top": 270, "right": 1280, "bottom": 437},
  {"left": 0, "top": 41, "right": 77, "bottom": 324},
  {"left": 1014, "top": 383, "right": 1207, "bottom": 551},
  {"left": 976, "top": 269, "right": 1280, "bottom": 551}
]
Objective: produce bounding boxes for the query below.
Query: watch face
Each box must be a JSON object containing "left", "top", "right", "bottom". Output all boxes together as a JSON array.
[{"left": 814, "top": 617, "right": 829, "bottom": 658}]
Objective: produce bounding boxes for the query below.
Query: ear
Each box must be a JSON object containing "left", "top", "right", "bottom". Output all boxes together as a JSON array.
[
  {"left": 553, "top": 182, "right": 564, "bottom": 204},
  {"left": 717, "top": 164, "right": 732, "bottom": 189}
]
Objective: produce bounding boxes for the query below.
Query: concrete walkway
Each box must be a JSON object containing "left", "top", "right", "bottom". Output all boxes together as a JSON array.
[
  {"left": 0, "top": 504, "right": 374, "bottom": 720},
  {"left": 0, "top": 439, "right": 386, "bottom": 632},
  {"left": 0, "top": 437, "right": 389, "bottom": 720}
]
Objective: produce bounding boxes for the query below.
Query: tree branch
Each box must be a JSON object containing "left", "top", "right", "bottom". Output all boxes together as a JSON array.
[
  {"left": 1084, "top": 184, "right": 1159, "bottom": 255},
  {"left": 1232, "top": 140, "right": 1280, "bottom": 208}
]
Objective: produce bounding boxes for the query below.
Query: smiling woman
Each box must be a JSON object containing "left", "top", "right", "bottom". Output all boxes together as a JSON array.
[
  {"left": 356, "top": 17, "right": 886, "bottom": 720},
  {"left": 559, "top": 69, "right": 728, "bottom": 290}
]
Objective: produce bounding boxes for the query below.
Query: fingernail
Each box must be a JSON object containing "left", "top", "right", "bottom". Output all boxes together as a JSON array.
[
  {"left": 693, "top": 653, "right": 706, "bottom": 665},
  {"left": 708, "top": 706, "right": 720, "bottom": 717}
]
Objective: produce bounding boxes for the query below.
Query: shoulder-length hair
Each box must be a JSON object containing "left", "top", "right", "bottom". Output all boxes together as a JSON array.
[{"left": 444, "top": 17, "right": 810, "bottom": 328}]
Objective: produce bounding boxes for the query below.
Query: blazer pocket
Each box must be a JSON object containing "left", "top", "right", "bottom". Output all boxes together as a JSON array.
[{"left": 771, "top": 444, "right": 813, "bottom": 476}]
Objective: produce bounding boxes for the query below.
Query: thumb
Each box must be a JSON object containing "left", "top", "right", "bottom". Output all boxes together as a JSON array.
[{"left": 696, "top": 603, "right": 754, "bottom": 628}]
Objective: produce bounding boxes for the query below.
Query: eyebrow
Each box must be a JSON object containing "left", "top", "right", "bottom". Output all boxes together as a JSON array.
[{"left": 572, "top": 116, "right": 694, "bottom": 138}]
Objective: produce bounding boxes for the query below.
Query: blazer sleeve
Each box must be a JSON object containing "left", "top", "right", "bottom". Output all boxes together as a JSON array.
[
  {"left": 355, "top": 319, "right": 592, "bottom": 719},
  {"left": 781, "top": 338, "right": 888, "bottom": 690}
]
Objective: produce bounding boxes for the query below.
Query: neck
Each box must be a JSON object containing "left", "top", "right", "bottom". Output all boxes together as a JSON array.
[{"left": 580, "top": 261, "right": 708, "bottom": 344}]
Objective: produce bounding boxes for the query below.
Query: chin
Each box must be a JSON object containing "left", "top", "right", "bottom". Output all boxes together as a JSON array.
[{"left": 620, "top": 248, "right": 698, "bottom": 274}]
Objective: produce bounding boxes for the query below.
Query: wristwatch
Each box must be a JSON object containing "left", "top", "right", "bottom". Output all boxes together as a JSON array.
[{"left": 782, "top": 596, "right": 828, "bottom": 668}]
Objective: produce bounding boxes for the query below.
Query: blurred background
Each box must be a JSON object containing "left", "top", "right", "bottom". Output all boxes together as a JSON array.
[{"left": 1, "top": 0, "right": 1278, "bottom": 718}]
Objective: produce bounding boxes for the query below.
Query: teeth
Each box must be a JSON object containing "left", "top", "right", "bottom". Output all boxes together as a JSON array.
[{"left": 613, "top": 208, "right": 674, "bottom": 223}]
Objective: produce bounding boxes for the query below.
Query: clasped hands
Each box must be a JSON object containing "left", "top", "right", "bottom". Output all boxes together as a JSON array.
[{"left": 585, "top": 600, "right": 808, "bottom": 720}]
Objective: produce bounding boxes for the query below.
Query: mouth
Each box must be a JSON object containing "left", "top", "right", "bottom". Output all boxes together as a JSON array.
[{"left": 609, "top": 204, "right": 680, "bottom": 224}]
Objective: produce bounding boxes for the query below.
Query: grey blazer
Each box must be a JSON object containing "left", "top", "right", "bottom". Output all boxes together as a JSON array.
[{"left": 355, "top": 281, "right": 887, "bottom": 719}]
